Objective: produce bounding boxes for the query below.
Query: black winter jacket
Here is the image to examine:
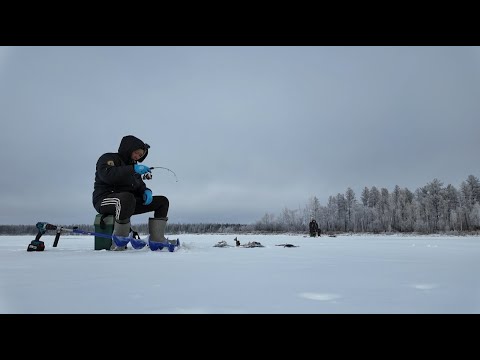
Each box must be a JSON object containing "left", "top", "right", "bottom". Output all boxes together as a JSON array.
[{"left": 92, "top": 135, "right": 151, "bottom": 207}]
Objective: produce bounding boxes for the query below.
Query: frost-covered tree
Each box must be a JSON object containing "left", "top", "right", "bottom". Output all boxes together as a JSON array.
[
  {"left": 361, "top": 187, "right": 370, "bottom": 207},
  {"left": 424, "top": 178, "right": 445, "bottom": 232},
  {"left": 465, "top": 175, "right": 480, "bottom": 204},
  {"left": 256, "top": 212, "right": 276, "bottom": 232},
  {"left": 377, "top": 188, "right": 391, "bottom": 232},
  {"left": 401, "top": 188, "right": 416, "bottom": 232},
  {"left": 345, "top": 187, "right": 356, "bottom": 231},
  {"left": 336, "top": 193, "right": 347, "bottom": 231},
  {"left": 391, "top": 185, "right": 401, "bottom": 232},
  {"left": 368, "top": 186, "right": 380, "bottom": 208},
  {"left": 307, "top": 196, "right": 321, "bottom": 221},
  {"left": 471, "top": 203, "right": 480, "bottom": 230},
  {"left": 444, "top": 184, "right": 459, "bottom": 230},
  {"left": 325, "top": 196, "right": 337, "bottom": 232},
  {"left": 459, "top": 180, "right": 476, "bottom": 230},
  {"left": 278, "top": 207, "right": 303, "bottom": 232},
  {"left": 415, "top": 186, "right": 429, "bottom": 233}
]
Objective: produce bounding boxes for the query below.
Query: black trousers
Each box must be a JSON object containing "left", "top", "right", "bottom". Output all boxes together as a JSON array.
[{"left": 94, "top": 192, "right": 169, "bottom": 222}]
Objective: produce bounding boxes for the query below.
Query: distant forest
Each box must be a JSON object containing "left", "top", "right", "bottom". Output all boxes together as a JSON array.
[
  {"left": 2, "top": 175, "right": 480, "bottom": 236},
  {"left": 259, "top": 174, "right": 480, "bottom": 235}
]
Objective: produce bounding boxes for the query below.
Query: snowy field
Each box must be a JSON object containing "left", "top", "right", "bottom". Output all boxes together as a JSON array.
[{"left": 1, "top": 233, "right": 479, "bottom": 314}]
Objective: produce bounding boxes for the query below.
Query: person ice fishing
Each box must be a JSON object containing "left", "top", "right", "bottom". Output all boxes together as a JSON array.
[
  {"left": 92, "top": 135, "right": 172, "bottom": 251},
  {"left": 309, "top": 217, "right": 319, "bottom": 237}
]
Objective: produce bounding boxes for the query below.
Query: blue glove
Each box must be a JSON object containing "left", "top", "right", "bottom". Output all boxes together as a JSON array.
[
  {"left": 143, "top": 189, "right": 153, "bottom": 205},
  {"left": 134, "top": 164, "right": 151, "bottom": 175}
]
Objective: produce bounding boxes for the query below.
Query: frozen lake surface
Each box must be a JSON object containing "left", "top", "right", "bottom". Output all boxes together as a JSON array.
[{"left": 1, "top": 233, "right": 479, "bottom": 313}]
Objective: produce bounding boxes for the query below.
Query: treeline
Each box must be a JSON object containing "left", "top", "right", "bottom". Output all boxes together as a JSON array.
[
  {"left": 257, "top": 175, "right": 480, "bottom": 234},
  {"left": 2, "top": 175, "right": 480, "bottom": 235}
]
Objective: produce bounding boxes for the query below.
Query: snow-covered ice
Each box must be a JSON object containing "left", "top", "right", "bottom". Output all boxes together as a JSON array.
[{"left": 1, "top": 233, "right": 479, "bottom": 314}]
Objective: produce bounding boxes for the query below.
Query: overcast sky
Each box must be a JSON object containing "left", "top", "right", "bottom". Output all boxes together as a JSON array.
[{"left": 1, "top": 46, "right": 480, "bottom": 225}]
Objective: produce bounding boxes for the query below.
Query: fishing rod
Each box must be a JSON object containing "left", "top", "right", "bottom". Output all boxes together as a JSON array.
[{"left": 143, "top": 166, "right": 179, "bottom": 182}]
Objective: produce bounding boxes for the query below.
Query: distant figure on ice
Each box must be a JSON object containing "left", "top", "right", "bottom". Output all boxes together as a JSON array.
[
  {"left": 234, "top": 237, "right": 240, "bottom": 247},
  {"left": 309, "top": 217, "right": 319, "bottom": 237},
  {"left": 92, "top": 135, "right": 171, "bottom": 251}
]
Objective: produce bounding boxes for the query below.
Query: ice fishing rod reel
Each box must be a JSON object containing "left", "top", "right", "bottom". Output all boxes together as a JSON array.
[
  {"left": 142, "top": 172, "right": 153, "bottom": 180},
  {"left": 142, "top": 166, "right": 179, "bottom": 182}
]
